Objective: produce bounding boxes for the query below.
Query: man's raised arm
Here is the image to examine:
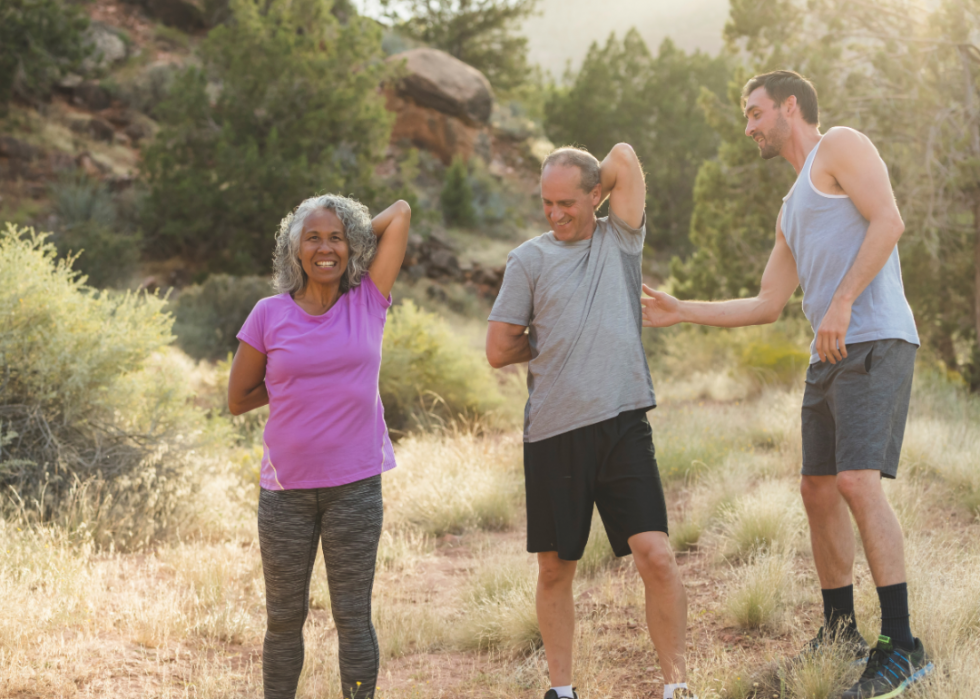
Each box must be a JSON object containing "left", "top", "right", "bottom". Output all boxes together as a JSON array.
[{"left": 599, "top": 143, "right": 646, "bottom": 228}]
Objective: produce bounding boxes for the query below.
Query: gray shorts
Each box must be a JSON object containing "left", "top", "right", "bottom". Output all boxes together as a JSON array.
[{"left": 801, "top": 339, "right": 916, "bottom": 479}]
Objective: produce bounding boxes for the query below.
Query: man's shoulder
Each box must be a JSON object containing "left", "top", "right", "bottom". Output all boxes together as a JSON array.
[
  {"left": 820, "top": 127, "right": 879, "bottom": 162},
  {"left": 508, "top": 232, "right": 555, "bottom": 263}
]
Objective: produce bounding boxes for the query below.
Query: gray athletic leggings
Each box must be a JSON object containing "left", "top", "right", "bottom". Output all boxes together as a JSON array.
[{"left": 258, "top": 475, "right": 383, "bottom": 699}]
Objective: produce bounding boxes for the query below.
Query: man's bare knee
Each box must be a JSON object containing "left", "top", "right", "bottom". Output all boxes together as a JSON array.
[
  {"left": 836, "top": 469, "right": 882, "bottom": 507},
  {"left": 629, "top": 533, "right": 677, "bottom": 586},
  {"left": 801, "top": 474, "right": 840, "bottom": 512},
  {"left": 537, "top": 553, "right": 576, "bottom": 589}
]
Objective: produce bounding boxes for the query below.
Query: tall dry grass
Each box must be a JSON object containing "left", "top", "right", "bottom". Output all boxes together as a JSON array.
[{"left": 3, "top": 339, "right": 980, "bottom": 698}]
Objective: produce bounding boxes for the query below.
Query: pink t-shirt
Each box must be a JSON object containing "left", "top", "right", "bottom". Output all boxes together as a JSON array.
[{"left": 236, "top": 276, "right": 396, "bottom": 490}]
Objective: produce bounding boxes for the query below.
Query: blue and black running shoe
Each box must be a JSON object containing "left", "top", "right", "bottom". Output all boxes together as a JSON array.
[{"left": 841, "top": 635, "right": 934, "bottom": 698}]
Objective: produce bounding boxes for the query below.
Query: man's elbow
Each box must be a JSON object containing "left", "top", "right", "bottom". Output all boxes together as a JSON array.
[
  {"left": 610, "top": 142, "right": 637, "bottom": 164},
  {"left": 486, "top": 347, "right": 507, "bottom": 369}
]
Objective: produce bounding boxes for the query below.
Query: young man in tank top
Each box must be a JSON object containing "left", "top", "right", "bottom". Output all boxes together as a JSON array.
[
  {"left": 486, "top": 144, "right": 695, "bottom": 699},
  {"left": 640, "top": 71, "right": 933, "bottom": 698}
]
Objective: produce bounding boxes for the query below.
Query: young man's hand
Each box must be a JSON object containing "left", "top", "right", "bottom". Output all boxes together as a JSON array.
[
  {"left": 641, "top": 284, "right": 682, "bottom": 328},
  {"left": 815, "top": 298, "right": 852, "bottom": 363}
]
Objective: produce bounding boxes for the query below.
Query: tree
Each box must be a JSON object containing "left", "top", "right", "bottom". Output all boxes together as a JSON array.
[
  {"left": 441, "top": 155, "right": 476, "bottom": 227},
  {"left": 544, "top": 30, "right": 730, "bottom": 255},
  {"left": 0, "top": 0, "right": 89, "bottom": 115},
  {"left": 675, "top": 0, "right": 980, "bottom": 386},
  {"left": 140, "top": 0, "right": 394, "bottom": 273},
  {"left": 384, "top": 0, "right": 538, "bottom": 91}
]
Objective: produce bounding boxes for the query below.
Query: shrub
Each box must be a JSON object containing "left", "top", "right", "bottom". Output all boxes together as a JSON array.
[
  {"left": 724, "top": 549, "right": 795, "bottom": 631},
  {"left": 440, "top": 156, "right": 476, "bottom": 228},
  {"left": 49, "top": 173, "right": 141, "bottom": 288},
  {"left": 170, "top": 274, "right": 274, "bottom": 361},
  {"left": 456, "top": 558, "right": 541, "bottom": 651},
  {"left": 0, "top": 224, "right": 213, "bottom": 548},
  {"left": 380, "top": 300, "right": 504, "bottom": 432},
  {"left": 140, "top": 0, "right": 393, "bottom": 273},
  {"left": 383, "top": 427, "right": 521, "bottom": 536},
  {"left": 717, "top": 480, "right": 806, "bottom": 561}
]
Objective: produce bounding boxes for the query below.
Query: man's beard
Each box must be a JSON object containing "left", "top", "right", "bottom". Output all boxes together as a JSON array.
[{"left": 759, "top": 113, "right": 790, "bottom": 160}]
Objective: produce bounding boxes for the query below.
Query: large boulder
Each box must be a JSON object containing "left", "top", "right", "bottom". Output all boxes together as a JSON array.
[
  {"left": 386, "top": 91, "right": 490, "bottom": 165},
  {"left": 387, "top": 48, "right": 494, "bottom": 126}
]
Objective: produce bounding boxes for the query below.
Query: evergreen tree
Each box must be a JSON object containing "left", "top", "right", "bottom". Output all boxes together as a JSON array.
[
  {"left": 544, "top": 31, "right": 730, "bottom": 255},
  {"left": 385, "top": 0, "right": 538, "bottom": 91},
  {"left": 441, "top": 156, "right": 476, "bottom": 227},
  {"left": 140, "top": 0, "right": 393, "bottom": 273},
  {"left": 0, "top": 0, "right": 89, "bottom": 115}
]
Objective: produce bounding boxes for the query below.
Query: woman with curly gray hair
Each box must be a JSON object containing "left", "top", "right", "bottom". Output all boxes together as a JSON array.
[{"left": 228, "top": 194, "right": 411, "bottom": 699}]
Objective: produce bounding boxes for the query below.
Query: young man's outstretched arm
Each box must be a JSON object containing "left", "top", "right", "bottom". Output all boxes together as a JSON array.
[{"left": 641, "top": 211, "right": 800, "bottom": 329}]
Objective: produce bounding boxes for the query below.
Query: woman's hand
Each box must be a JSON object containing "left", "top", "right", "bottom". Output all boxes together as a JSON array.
[
  {"left": 228, "top": 341, "right": 269, "bottom": 415},
  {"left": 368, "top": 200, "right": 412, "bottom": 298}
]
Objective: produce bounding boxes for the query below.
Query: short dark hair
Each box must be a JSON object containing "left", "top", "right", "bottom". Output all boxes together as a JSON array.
[
  {"left": 542, "top": 146, "right": 601, "bottom": 193},
  {"left": 742, "top": 70, "right": 819, "bottom": 126}
]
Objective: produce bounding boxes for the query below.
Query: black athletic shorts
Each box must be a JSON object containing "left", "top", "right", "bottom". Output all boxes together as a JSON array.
[{"left": 523, "top": 408, "right": 668, "bottom": 561}]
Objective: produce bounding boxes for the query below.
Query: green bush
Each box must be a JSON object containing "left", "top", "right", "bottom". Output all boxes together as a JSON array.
[
  {"left": 0, "top": 224, "right": 211, "bottom": 548},
  {"left": 440, "top": 156, "right": 476, "bottom": 228},
  {"left": 49, "top": 174, "right": 142, "bottom": 289},
  {"left": 140, "top": 0, "right": 393, "bottom": 273},
  {"left": 170, "top": 274, "right": 273, "bottom": 361},
  {"left": 0, "top": 0, "right": 89, "bottom": 114},
  {"left": 380, "top": 300, "right": 503, "bottom": 433}
]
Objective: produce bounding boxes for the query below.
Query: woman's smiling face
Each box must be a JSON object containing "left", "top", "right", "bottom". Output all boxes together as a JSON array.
[{"left": 298, "top": 208, "right": 349, "bottom": 288}]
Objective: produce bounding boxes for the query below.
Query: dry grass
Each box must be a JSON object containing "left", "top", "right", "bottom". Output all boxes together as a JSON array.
[{"left": 2, "top": 362, "right": 979, "bottom": 698}]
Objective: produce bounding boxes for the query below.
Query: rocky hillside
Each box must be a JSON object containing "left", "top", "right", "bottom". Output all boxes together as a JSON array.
[{"left": 0, "top": 0, "right": 550, "bottom": 294}]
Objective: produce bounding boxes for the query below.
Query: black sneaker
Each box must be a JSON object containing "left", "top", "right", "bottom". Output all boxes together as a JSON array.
[
  {"left": 543, "top": 690, "right": 578, "bottom": 699},
  {"left": 840, "top": 635, "right": 934, "bottom": 698},
  {"left": 792, "top": 624, "right": 869, "bottom": 665}
]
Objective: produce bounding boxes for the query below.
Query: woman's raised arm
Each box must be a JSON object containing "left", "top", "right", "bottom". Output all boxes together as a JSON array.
[{"left": 367, "top": 200, "right": 411, "bottom": 297}]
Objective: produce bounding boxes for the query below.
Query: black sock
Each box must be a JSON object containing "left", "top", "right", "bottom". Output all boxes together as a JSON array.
[
  {"left": 822, "top": 585, "right": 858, "bottom": 634},
  {"left": 877, "top": 582, "right": 915, "bottom": 651}
]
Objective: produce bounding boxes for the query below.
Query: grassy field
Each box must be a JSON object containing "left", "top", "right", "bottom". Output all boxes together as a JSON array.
[{"left": 2, "top": 345, "right": 979, "bottom": 698}]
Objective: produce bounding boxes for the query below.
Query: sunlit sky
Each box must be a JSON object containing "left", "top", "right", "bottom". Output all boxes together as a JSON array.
[{"left": 358, "top": 0, "right": 731, "bottom": 76}]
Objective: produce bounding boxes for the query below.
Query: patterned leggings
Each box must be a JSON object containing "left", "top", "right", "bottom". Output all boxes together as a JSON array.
[{"left": 258, "top": 475, "right": 383, "bottom": 699}]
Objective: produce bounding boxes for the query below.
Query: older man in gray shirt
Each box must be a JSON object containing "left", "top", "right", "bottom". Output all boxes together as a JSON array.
[{"left": 486, "top": 144, "right": 693, "bottom": 699}]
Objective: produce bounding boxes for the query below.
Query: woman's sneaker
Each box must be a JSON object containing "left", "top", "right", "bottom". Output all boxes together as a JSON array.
[{"left": 841, "top": 635, "right": 934, "bottom": 698}]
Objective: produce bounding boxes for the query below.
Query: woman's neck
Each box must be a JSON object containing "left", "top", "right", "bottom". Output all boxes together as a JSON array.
[{"left": 293, "top": 280, "right": 342, "bottom": 316}]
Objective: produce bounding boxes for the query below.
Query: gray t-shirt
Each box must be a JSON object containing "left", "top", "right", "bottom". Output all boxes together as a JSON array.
[{"left": 489, "top": 212, "right": 656, "bottom": 442}]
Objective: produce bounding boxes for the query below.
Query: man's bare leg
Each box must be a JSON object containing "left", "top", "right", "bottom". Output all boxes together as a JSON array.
[
  {"left": 801, "top": 474, "right": 856, "bottom": 589},
  {"left": 537, "top": 553, "right": 577, "bottom": 687},
  {"left": 629, "top": 531, "right": 687, "bottom": 684},
  {"left": 835, "top": 470, "right": 906, "bottom": 586}
]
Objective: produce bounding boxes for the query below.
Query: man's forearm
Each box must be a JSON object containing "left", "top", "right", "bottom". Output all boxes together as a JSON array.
[
  {"left": 489, "top": 335, "right": 532, "bottom": 368},
  {"left": 678, "top": 297, "right": 779, "bottom": 328},
  {"left": 831, "top": 218, "right": 903, "bottom": 306}
]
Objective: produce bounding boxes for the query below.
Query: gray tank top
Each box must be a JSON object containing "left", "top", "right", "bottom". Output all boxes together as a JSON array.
[{"left": 781, "top": 138, "right": 919, "bottom": 363}]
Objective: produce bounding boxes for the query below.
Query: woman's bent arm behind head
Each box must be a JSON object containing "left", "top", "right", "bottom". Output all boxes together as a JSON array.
[
  {"left": 228, "top": 341, "right": 270, "bottom": 415},
  {"left": 367, "top": 200, "right": 411, "bottom": 298}
]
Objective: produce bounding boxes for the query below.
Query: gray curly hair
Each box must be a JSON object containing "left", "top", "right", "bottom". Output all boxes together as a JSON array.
[{"left": 273, "top": 194, "right": 377, "bottom": 295}]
